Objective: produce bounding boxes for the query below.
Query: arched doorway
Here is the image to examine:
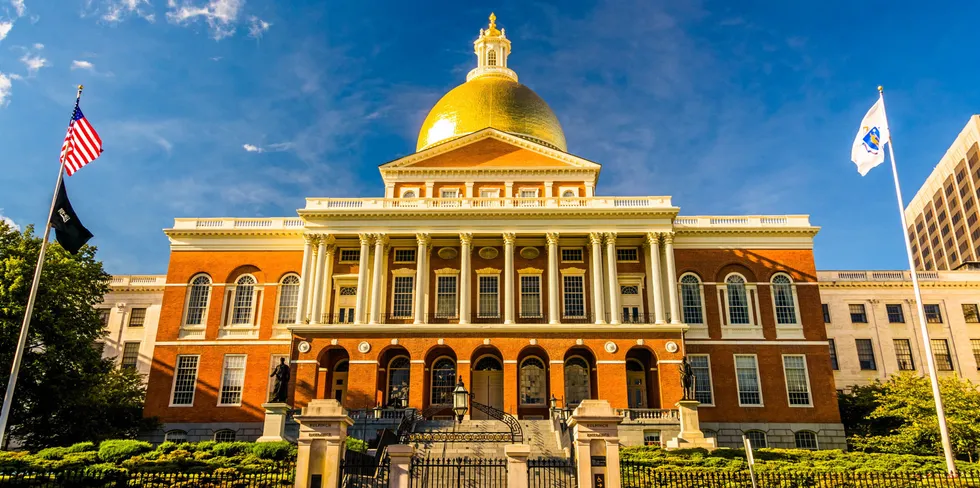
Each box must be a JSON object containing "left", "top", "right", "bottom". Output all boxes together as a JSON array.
[
  {"left": 626, "top": 360, "right": 646, "bottom": 408},
  {"left": 563, "top": 347, "right": 597, "bottom": 408},
  {"left": 517, "top": 346, "right": 550, "bottom": 419},
  {"left": 378, "top": 346, "right": 411, "bottom": 409},
  {"left": 317, "top": 347, "right": 350, "bottom": 405},
  {"left": 625, "top": 346, "right": 659, "bottom": 409},
  {"left": 332, "top": 360, "right": 349, "bottom": 403},
  {"left": 471, "top": 355, "right": 504, "bottom": 419},
  {"left": 423, "top": 346, "right": 457, "bottom": 416}
]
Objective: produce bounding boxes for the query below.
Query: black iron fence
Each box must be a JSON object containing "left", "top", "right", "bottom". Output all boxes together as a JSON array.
[
  {"left": 620, "top": 463, "right": 980, "bottom": 488},
  {"left": 528, "top": 458, "right": 576, "bottom": 488},
  {"left": 0, "top": 469, "right": 293, "bottom": 487},
  {"left": 340, "top": 450, "right": 390, "bottom": 488},
  {"left": 409, "top": 457, "right": 506, "bottom": 488}
]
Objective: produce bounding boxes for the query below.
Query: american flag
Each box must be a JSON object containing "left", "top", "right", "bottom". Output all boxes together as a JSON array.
[{"left": 60, "top": 106, "right": 103, "bottom": 176}]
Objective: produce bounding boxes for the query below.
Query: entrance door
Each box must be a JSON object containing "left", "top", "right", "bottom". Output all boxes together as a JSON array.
[
  {"left": 471, "top": 356, "right": 504, "bottom": 419},
  {"left": 335, "top": 285, "right": 357, "bottom": 323},
  {"left": 332, "top": 360, "right": 349, "bottom": 404},
  {"left": 620, "top": 284, "right": 643, "bottom": 323},
  {"left": 626, "top": 360, "right": 647, "bottom": 408}
]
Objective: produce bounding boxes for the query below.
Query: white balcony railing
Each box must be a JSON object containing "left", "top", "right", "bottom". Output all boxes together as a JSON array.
[
  {"left": 304, "top": 196, "right": 674, "bottom": 211},
  {"left": 171, "top": 218, "right": 305, "bottom": 231},
  {"left": 110, "top": 275, "right": 167, "bottom": 287},
  {"left": 819, "top": 270, "right": 952, "bottom": 282}
]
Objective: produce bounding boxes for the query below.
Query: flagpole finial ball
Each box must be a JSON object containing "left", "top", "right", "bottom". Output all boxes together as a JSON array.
[{"left": 877, "top": 85, "right": 883, "bottom": 92}]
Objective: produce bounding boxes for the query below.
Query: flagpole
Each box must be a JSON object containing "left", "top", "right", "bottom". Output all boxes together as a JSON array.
[
  {"left": 0, "top": 85, "right": 84, "bottom": 449},
  {"left": 879, "top": 85, "right": 958, "bottom": 475}
]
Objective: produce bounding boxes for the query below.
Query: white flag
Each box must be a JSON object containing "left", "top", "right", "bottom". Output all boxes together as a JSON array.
[{"left": 851, "top": 96, "right": 890, "bottom": 176}]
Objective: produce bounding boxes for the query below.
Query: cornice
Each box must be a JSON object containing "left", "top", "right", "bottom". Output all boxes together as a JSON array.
[
  {"left": 819, "top": 281, "right": 980, "bottom": 290},
  {"left": 298, "top": 207, "right": 680, "bottom": 220},
  {"left": 287, "top": 323, "right": 690, "bottom": 334}
]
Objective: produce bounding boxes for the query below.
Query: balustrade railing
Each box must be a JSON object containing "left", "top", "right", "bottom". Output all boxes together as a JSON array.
[
  {"left": 305, "top": 311, "right": 682, "bottom": 326},
  {"left": 616, "top": 408, "right": 681, "bottom": 422}
]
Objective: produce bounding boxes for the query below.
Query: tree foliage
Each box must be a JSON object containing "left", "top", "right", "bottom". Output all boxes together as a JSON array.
[{"left": 0, "top": 222, "right": 157, "bottom": 448}]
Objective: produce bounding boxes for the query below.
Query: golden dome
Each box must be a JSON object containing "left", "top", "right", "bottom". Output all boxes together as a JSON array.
[{"left": 416, "top": 75, "right": 567, "bottom": 152}]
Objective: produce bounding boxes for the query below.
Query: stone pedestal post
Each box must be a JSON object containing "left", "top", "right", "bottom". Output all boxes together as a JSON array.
[
  {"left": 665, "top": 400, "right": 717, "bottom": 450},
  {"left": 568, "top": 400, "right": 624, "bottom": 488},
  {"left": 256, "top": 403, "right": 290, "bottom": 443},
  {"left": 388, "top": 444, "right": 414, "bottom": 488},
  {"left": 294, "top": 399, "right": 354, "bottom": 488},
  {"left": 505, "top": 444, "right": 531, "bottom": 488}
]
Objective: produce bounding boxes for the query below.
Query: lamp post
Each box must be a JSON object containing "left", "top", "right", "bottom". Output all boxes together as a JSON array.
[
  {"left": 452, "top": 376, "right": 468, "bottom": 423},
  {"left": 549, "top": 395, "right": 558, "bottom": 410}
]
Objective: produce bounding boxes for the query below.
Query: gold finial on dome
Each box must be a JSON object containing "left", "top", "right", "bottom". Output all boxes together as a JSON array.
[{"left": 486, "top": 12, "right": 501, "bottom": 36}]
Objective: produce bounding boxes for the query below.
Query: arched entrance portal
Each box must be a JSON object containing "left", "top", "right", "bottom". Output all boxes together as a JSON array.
[
  {"left": 471, "top": 355, "right": 504, "bottom": 419},
  {"left": 626, "top": 360, "right": 646, "bottom": 408},
  {"left": 625, "top": 346, "right": 660, "bottom": 409},
  {"left": 317, "top": 347, "right": 351, "bottom": 405}
]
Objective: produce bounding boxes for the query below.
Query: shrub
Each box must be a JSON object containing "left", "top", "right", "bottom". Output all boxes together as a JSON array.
[
  {"left": 56, "top": 452, "right": 100, "bottom": 469},
  {"left": 346, "top": 437, "right": 368, "bottom": 453},
  {"left": 0, "top": 451, "right": 32, "bottom": 472},
  {"left": 97, "top": 439, "right": 153, "bottom": 463},
  {"left": 35, "top": 447, "right": 68, "bottom": 460},
  {"left": 211, "top": 441, "right": 252, "bottom": 457},
  {"left": 252, "top": 441, "right": 296, "bottom": 461},
  {"left": 66, "top": 441, "right": 96, "bottom": 453},
  {"left": 154, "top": 441, "right": 179, "bottom": 455}
]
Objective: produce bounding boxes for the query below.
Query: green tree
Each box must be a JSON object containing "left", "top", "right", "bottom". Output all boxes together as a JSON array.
[
  {"left": 0, "top": 222, "right": 157, "bottom": 448},
  {"left": 851, "top": 373, "right": 980, "bottom": 460}
]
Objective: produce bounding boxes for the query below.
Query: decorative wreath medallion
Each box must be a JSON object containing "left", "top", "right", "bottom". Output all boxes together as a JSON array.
[
  {"left": 519, "top": 247, "right": 540, "bottom": 259},
  {"left": 437, "top": 247, "right": 458, "bottom": 260},
  {"left": 478, "top": 247, "right": 499, "bottom": 260},
  {"left": 665, "top": 341, "right": 679, "bottom": 353},
  {"left": 604, "top": 341, "right": 618, "bottom": 354},
  {"left": 358, "top": 341, "right": 371, "bottom": 354},
  {"left": 297, "top": 341, "right": 311, "bottom": 354}
]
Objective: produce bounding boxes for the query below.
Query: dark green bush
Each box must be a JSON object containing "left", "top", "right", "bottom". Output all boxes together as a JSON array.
[
  {"left": 65, "top": 442, "right": 96, "bottom": 453},
  {"left": 97, "top": 440, "right": 153, "bottom": 463},
  {"left": 252, "top": 441, "right": 296, "bottom": 461},
  {"left": 35, "top": 447, "right": 67, "bottom": 460},
  {"left": 211, "top": 441, "right": 252, "bottom": 457},
  {"left": 346, "top": 437, "right": 368, "bottom": 453}
]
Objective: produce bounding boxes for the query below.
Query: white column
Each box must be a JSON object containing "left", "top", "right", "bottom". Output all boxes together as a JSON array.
[
  {"left": 646, "top": 233, "right": 665, "bottom": 324},
  {"left": 414, "top": 234, "right": 429, "bottom": 324},
  {"left": 459, "top": 233, "right": 473, "bottom": 324},
  {"left": 296, "top": 235, "right": 314, "bottom": 323},
  {"left": 321, "top": 245, "right": 335, "bottom": 323},
  {"left": 503, "top": 233, "right": 516, "bottom": 324},
  {"left": 546, "top": 233, "right": 560, "bottom": 324},
  {"left": 606, "top": 232, "right": 621, "bottom": 325},
  {"left": 589, "top": 232, "right": 605, "bottom": 324},
  {"left": 354, "top": 234, "right": 372, "bottom": 325},
  {"left": 310, "top": 235, "right": 329, "bottom": 324},
  {"left": 664, "top": 232, "right": 681, "bottom": 324},
  {"left": 370, "top": 234, "right": 387, "bottom": 324}
]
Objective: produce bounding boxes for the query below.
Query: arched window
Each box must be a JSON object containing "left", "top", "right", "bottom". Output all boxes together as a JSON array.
[
  {"left": 164, "top": 430, "right": 187, "bottom": 443},
  {"left": 387, "top": 356, "right": 410, "bottom": 408},
  {"left": 520, "top": 357, "right": 546, "bottom": 406},
  {"left": 771, "top": 274, "right": 798, "bottom": 325},
  {"left": 430, "top": 357, "right": 456, "bottom": 405},
  {"left": 564, "top": 356, "right": 591, "bottom": 407},
  {"left": 231, "top": 275, "right": 257, "bottom": 325},
  {"left": 402, "top": 190, "right": 416, "bottom": 199},
  {"left": 474, "top": 356, "right": 502, "bottom": 371},
  {"left": 794, "top": 431, "right": 818, "bottom": 450},
  {"left": 276, "top": 275, "right": 300, "bottom": 324},
  {"left": 562, "top": 190, "right": 576, "bottom": 198},
  {"left": 744, "top": 430, "right": 767, "bottom": 449},
  {"left": 725, "top": 275, "right": 750, "bottom": 325},
  {"left": 487, "top": 49, "right": 497, "bottom": 66},
  {"left": 680, "top": 274, "right": 704, "bottom": 324},
  {"left": 213, "top": 429, "right": 236, "bottom": 442},
  {"left": 184, "top": 275, "right": 212, "bottom": 325},
  {"left": 626, "top": 360, "right": 644, "bottom": 372}
]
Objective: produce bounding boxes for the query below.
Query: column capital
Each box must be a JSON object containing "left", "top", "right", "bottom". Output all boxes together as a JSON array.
[
  {"left": 373, "top": 233, "right": 389, "bottom": 247},
  {"left": 358, "top": 233, "right": 373, "bottom": 246},
  {"left": 324, "top": 244, "right": 337, "bottom": 255},
  {"left": 588, "top": 232, "right": 604, "bottom": 246},
  {"left": 503, "top": 233, "right": 517, "bottom": 245},
  {"left": 459, "top": 233, "right": 473, "bottom": 246},
  {"left": 545, "top": 232, "right": 560, "bottom": 246},
  {"left": 645, "top": 232, "right": 661, "bottom": 247},
  {"left": 305, "top": 234, "right": 320, "bottom": 245},
  {"left": 605, "top": 232, "right": 617, "bottom": 245},
  {"left": 662, "top": 231, "right": 675, "bottom": 245},
  {"left": 416, "top": 233, "right": 431, "bottom": 247}
]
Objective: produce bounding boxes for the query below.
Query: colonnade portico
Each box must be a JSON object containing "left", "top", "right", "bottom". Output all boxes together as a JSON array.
[{"left": 292, "top": 230, "right": 683, "bottom": 325}]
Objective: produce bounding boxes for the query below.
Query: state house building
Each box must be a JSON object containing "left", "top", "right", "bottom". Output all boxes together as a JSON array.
[{"left": 143, "top": 15, "right": 845, "bottom": 450}]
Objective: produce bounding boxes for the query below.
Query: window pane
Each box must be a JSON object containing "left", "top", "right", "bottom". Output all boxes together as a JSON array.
[
  {"left": 214, "top": 430, "right": 236, "bottom": 442},
  {"left": 925, "top": 304, "right": 943, "bottom": 323},
  {"left": 219, "top": 355, "right": 247, "bottom": 405},
  {"left": 972, "top": 339, "right": 980, "bottom": 371},
  {"left": 856, "top": 339, "right": 876, "bottom": 370},
  {"left": 560, "top": 248, "right": 583, "bottom": 262},
  {"left": 931, "top": 339, "right": 954, "bottom": 371},
  {"left": 735, "top": 355, "right": 761, "bottom": 405},
  {"left": 894, "top": 339, "right": 915, "bottom": 371},
  {"left": 394, "top": 249, "right": 416, "bottom": 262},
  {"left": 165, "top": 430, "right": 187, "bottom": 443},
  {"left": 186, "top": 276, "right": 211, "bottom": 326},
  {"left": 689, "top": 355, "right": 712, "bottom": 404},
  {"left": 795, "top": 431, "right": 818, "bottom": 449},
  {"left": 849, "top": 304, "right": 867, "bottom": 323},
  {"left": 393, "top": 276, "right": 415, "bottom": 318},
  {"left": 520, "top": 357, "right": 546, "bottom": 405},
  {"left": 436, "top": 275, "right": 458, "bottom": 318},
  {"left": 783, "top": 355, "right": 811, "bottom": 406},
  {"left": 616, "top": 248, "right": 638, "bottom": 262},
  {"left": 963, "top": 304, "right": 980, "bottom": 323},
  {"left": 172, "top": 355, "right": 199, "bottom": 405},
  {"left": 478, "top": 276, "right": 499, "bottom": 318},
  {"left": 681, "top": 275, "right": 703, "bottom": 324},
  {"left": 430, "top": 358, "right": 456, "bottom": 405},
  {"left": 726, "top": 277, "right": 750, "bottom": 325},
  {"left": 563, "top": 275, "right": 585, "bottom": 317},
  {"left": 276, "top": 276, "right": 300, "bottom": 324},
  {"left": 231, "top": 276, "right": 256, "bottom": 325},
  {"left": 643, "top": 431, "right": 661, "bottom": 446},
  {"left": 520, "top": 275, "right": 542, "bottom": 318},
  {"left": 340, "top": 249, "right": 360, "bottom": 262},
  {"left": 771, "top": 276, "right": 797, "bottom": 325},
  {"left": 821, "top": 304, "right": 830, "bottom": 323},
  {"left": 886, "top": 304, "right": 905, "bottom": 323},
  {"left": 745, "top": 431, "right": 767, "bottom": 448},
  {"left": 128, "top": 308, "right": 146, "bottom": 327},
  {"left": 828, "top": 339, "right": 839, "bottom": 370},
  {"left": 387, "top": 357, "right": 411, "bottom": 407},
  {"left": 564, "top": 357, "right": 590, "bottom": 406},
  {"left": 121, "top": 342, "right": 140, "bottom": 370}
]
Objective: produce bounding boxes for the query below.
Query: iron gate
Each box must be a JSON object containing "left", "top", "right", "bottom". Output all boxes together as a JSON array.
[{"left": 409, "top": 457, "right": 507, "bottom": 488}]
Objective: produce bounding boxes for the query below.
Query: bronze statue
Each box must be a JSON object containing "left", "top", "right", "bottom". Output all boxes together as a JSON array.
[
  {"left": 681, "top": 356, "right": 696, "bottom": 401},
  {"left": 270, "top": 357, "right": 291, "bottom": 403}
]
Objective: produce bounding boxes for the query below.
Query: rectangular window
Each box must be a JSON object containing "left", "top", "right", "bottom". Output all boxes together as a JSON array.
[
  {"left": 219, "top": 355, "right": 247, "bottom": 406},
  {"left": 849, "top": 304, "right": 868, "bottom": 323},
  {"left": 894, "top": 339, "right": 915, "bottom": 371},
  {"left": 392, "top": 276, "right": 415, "bottom": 318},
  {"left": 689, "top": 355, "right": 713, "bottom": 405},
  {"left": 128, "top": 308, "right": 146, "bottom": 327},
  {"left": 562, "top": 275, "right": 585, "bottom": 318},
  {"left": 616, "top": 248, "right": 639, "bottom": 262},
  {"left": 435, "top": 275, "right": 458, "bottom": 318},
  {"left": 440, "top": 188, "right": 459, "bottom": 199},
  {"left": 885, "top": 304, "right": 904, "bottom": 323},
  {"left": 782, "top": 355, "right": 811, "bottom": 406},
  {"left": 339, "top": 249, "right": 360, "bottom": 263},
  {"left": 121, "top": 342, "right": 140, "bottom": 370},
  {"left": 98, "top": 309, "right": 111, "bottom": 326},
  {"left": 822, "top": 304, "right": 830, "bottom": 323},
  {"left": 855, "top": 339, "right": 877, "bottom": 370},
  {"left": 931, "top": 339, "right": 954, "bottom": 371},
  {"left": 971, "top": 340, "right": 980, "bottom": 371},
  {"left": 963, "top": 304, "right": 980, "bottom": 323},
  {"left": 734, "top": 355, "right": 762, "bottom": 406},
  {"left": 519, "top": 189, "right": 538, "bottom": 198},
  {"left": 171, "top": 355, "right": 200, "bottom": 406},
  {"left": 924, "top": 304, "right": 943, "bottom": 323},
  {"left": 393, "top": 249, "right": 416, "bottom": 263},
  {"left": 520, "top": 275, "right": 542, "bottom": 318},
  {"left": 560, "top": 248, "right": 583, "bottom": 263},
  {"left": 828, "top": 339, "right": 839, "bottom": 370},
  {"left": 478, "top": 275, "right": 499, "bottom": 318},
  {"left": 643, "top": 431, "right": 661, "bottom": 446}
]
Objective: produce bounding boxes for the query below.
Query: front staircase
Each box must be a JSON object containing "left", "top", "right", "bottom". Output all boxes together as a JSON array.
[{"left": 407, "top": 419, "right": 565, "bottom": 459}]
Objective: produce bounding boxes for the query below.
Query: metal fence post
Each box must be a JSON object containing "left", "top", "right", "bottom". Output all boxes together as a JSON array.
[
  {"left": 505, "top": 444, "right": 531, "bottom": 488},
  {"left": 388, "top": 445, "right": 414, "bottom": 488}
]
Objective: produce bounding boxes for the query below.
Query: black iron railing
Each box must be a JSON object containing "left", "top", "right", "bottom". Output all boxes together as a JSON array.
[
  {"left": 469, "top": 395, "right": 524, "bottom": 444},
  {"left": 0, "top": 469, "right": 294, "bottom": 487},
  {"left": 410, "top": 457, "right": 507, "bottom": 488},
  {"left": 528, "top": 458, "right": 576, "bottom": 488},
  {"left": 340, "top": 450, "right": 390, "bottom": 488}
]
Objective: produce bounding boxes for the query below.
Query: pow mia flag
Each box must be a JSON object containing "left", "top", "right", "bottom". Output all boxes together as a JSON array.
[{"left": 49, "top": 180, "right": 93, "bottom": 255}]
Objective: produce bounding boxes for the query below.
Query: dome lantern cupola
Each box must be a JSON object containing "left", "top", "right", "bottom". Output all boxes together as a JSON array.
[{"left": 467, "top": 13, "right": 517, "bottom": 83}]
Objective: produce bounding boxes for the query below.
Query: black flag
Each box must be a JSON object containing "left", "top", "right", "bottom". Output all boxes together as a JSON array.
[{"left": 49, "top": 180, "right": 92, "bottom": 255}]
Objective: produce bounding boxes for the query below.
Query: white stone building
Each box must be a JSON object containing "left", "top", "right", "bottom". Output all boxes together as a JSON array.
[
  {"left": 99, "top": 275, "right": 165, "bottom": 378},
  {"left": 819, "top": 269, "right": 980, "bottom": 389}
]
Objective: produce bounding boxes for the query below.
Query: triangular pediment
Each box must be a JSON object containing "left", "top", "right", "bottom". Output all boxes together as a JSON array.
[{"left": 379, "top": 128, "right": 601, "bottom": 172}]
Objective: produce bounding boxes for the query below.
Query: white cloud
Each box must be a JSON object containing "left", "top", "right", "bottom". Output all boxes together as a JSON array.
[
  {"left": 243, "top": 143, "right": 262, "bottom": 152},
  {"left": 243, "top": 141, "right": 292, "bottom": 153},
  {"left": 167, "top": 0, "right": 243, "bottom": 40},
  {"left": 0, "top": 210, "right": 18, "bottom": 231},
  {"left": 19, "top": 44, "right": 46, "bottom": 75},
  {"left": 10, "top": 0, "right": 24, "bottom": 17},
  {"left": 0, "top": 20, "right": 12, "bottom": 41},
  {"left": 247, "top": 16, "right": 269, "bottom": 39},
  {"left": 100, "top": 0, "right": 154, "bottom": 23},
  {"left": 0, "top": 72, "right": 10, "bottom": 106},
  {"left": 72, "top": 60, "right": 95, "bottom": 70}
]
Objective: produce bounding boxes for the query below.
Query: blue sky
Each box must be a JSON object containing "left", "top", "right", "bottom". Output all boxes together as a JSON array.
[{"left": 1, "top": 0, "right": 978, "bottom": 274}]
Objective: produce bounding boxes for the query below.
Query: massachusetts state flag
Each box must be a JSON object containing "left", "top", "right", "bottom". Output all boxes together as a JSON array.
[
  {"left": 60, "top": 106, "right": 103, "bottom": 176},
  {"left": 851, "top": 95, "right": 890, "bottom": 176}
]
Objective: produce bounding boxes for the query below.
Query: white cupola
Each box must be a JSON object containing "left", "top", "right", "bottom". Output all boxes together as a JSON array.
[{"left": 466, "top": 13, "right": 518, "bottom": 83}]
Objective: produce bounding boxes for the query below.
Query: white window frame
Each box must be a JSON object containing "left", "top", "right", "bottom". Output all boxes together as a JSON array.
[
  {"left": 440, "top": 188, "right": 460, "bottom": 199},
  {"left": 794, "top": 430, "right": 819, "bottom": 450},
  {"left": 479, "top": 188, "right": 501, "bottom": 198},
  {"left": 434, "top": 269, "right": 460, "bottom": 318},
  {"left": 781, "top": 354, "right": 813, "bottom": 408},
  {"left": 169, "top": 354, "right": 200, "bottom": 407},
  {"left": 390, "top": 270, "right": 416, "bottom": 319},
  {"left": 228, "top": 274, "right": 259, "bottom": 326},
  {"left": 734, "top": 354, "right": 764, "bottom": 407},
  {"left": 718, "top": 273, "right": 762, "bottom": 339},
  {"left": 181, "top": 274, "right": 212, "bottom": 338},
  {"left": 339, "top": 248, "right": 361, "bottom": 263},
  {"left": 687, "top": 354, "right": 714, "bottom": 407},
  {"left": 476, "top": 269, "right": 501, "bottom": 319},
  {"left": 386, "top": 355, "right": 411, "bottom": 407},
  {"left": 400, "top": 187, "right": 421, "bottom": 199},
  {"left": 616, "top": 247, "right": 640, "bottom": 263},
  {"left": 560, "top": 268, "right": 587, "bottom": 319},
  {"left": 217, "top": 354, "right": 248, "bottom": 407},
  {"left": 770, "top": 273, "right": 803, "bottom": 339},
  {"left": 518, "top": 269, "right": 543, "bottom": 318},
  {"left": 560, "top": 247, "right": 584, "bottom": 263},
  {"left": 275, "top": 273, "right": 301, "bottom": 325},
  {"left": 219, "top": 274, "right": 261, "bottom": 339},
  {"left": 679, "top": 273, "right": 707, "bottom": 335},
  {"left": 559, "top": 187, "right": 579, "bottom": 198}
]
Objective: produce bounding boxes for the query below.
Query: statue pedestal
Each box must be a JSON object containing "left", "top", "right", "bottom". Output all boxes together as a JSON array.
[
  {"left": 665, "top": 400, "right": 716, "bottom": 450},
  {"left": 256, "top": 402, "right": 290, "bottom": 443}
]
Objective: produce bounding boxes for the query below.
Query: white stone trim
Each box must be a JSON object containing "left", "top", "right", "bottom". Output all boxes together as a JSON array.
[
  {"left": 291, "top": 359, "right": 318, "bottom": 364},
  {"left": 733, "top": 353, "right": 764, "bottom": 407},
  {"left": 781, "top": 354, "right": 814, "bottom": 408},
  {"left": 157, "top": 340, "right": 292, "bottom": 346},
  {"left": 686, "top": 340, "right": 829, "bottom": 346}
]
